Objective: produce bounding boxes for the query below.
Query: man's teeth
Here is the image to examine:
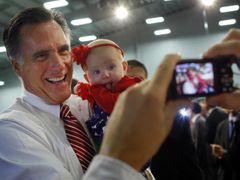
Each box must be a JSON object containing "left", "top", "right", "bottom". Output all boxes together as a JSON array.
[{"left": 47, "top": 76, "right": 65, "bottom": 82}]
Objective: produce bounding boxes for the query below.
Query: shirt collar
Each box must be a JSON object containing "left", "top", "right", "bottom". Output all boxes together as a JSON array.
[{"left": 22, "top": 89, "right": 60, "bottom": 118}]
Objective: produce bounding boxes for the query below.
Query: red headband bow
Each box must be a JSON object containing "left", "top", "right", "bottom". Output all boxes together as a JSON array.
[{"left": 72, "top": 43, "right": 124, "bottom": 69}]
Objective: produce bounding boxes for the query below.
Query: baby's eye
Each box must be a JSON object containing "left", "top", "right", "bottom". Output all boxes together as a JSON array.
[
  {"left": 93, "top": 69, "right": 100, "bottom": 75},
  {"left": 108, "top": 64, "right": 116, "bottom": 70}
]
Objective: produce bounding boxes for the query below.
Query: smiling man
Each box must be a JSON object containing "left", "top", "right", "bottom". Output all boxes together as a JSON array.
[
  {"left": 0, "top": 7, "right": 88, "bottom": 179},
  {"left": 12, "top": 20, "right": 72, "bottom": 104}
]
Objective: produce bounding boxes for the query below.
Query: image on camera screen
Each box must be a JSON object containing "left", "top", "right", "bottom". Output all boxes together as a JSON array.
[{"left": 175, "top": 62, "right": 215, "bottom": 95}]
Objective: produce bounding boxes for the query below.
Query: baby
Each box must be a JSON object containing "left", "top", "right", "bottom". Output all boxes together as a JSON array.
[{"left": 72, "top": 39, "right": 142, "bottom": 151}]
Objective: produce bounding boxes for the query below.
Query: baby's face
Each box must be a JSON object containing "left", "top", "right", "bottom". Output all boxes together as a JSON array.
[{"left": 85, "top": 47, "right": 127, "bottom": 89}]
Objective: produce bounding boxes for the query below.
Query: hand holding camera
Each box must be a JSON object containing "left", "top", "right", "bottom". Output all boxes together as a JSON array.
[{"left": 168, "top": 55, "right": 239, "bottom": 99}]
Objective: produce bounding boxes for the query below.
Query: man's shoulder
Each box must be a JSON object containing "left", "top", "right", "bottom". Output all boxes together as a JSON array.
[
  {"left": 0, "top": 98, "right": 26, "bottom": 120},
  {"left": 0, "top": 97, "right": 50, "bottom": 125}
]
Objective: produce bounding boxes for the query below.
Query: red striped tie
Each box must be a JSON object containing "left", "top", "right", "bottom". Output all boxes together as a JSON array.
[{"left": 60, "top": 104, "right": 96, "bottom": 171}]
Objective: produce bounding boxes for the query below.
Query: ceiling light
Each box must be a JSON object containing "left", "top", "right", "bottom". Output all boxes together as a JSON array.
[
  {"left": 218, "top": 19, "right": 236, "bottom": 26},
  {"left": 164, "top": 0, "right": 172, "bottom": 1},
  {"left": 0, "top": 46, "right": 6, "bottom": 53},
  {"left": 0, "top": 81, "right": 5, "bottom": 86},
  {"left": 204, "top": 21, "right": 209, "bottom": 31},
  {"left": 79, "top": 35, "right": 97, "bottom": 42},
  {"left": 71, "top": 18, "right": 93, "bottom": 26},
  {"left": 115, "top": 6, "right": 128, "bottom": 19},
  {"left": 154, "top": 29, "right": 171, "bottom": 36},
  {"left": 44, "top": 0, "right": 69, "bottom": 9},
  {"left": 146, "top": 17, "right": 164, "bottom": 24},
  {"left": 220, "top": 5, "right": 239, "bottom": 13},
  {"left": 201, "top": 0, "right": 215, "bottom": 7}
]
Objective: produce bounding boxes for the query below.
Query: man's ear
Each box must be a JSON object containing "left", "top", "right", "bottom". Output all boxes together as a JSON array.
[
  {"left": 11, "top": 60, "right": 22, "bottom": 77},
  {"left": 84, "top": 73, "right": 89, "bottom": 82},
  {"left": 122, "top": 60, "right": 128, "bottom": 74}
]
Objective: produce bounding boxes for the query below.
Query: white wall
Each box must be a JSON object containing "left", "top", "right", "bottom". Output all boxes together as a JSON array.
[
  {"left": 0, "top": 86, "right": 22, "bottom": 110},
  {"left": 137, "top": 33, "right": 226, "bottom": 77},
  {"left": 0, "top": 67, "right": 21, "bottom": 110}
]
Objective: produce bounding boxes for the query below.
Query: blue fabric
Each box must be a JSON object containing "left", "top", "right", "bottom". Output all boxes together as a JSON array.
[{"left": 86, "top": 103, "right": 110, "bottom": 151}]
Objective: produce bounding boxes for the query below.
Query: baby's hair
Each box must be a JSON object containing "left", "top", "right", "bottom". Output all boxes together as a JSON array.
[{"left": 72, "top": 38, "right": 124, "bottom": 70}]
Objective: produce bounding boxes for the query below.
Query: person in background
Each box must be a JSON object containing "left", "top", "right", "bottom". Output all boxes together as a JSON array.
[
  {"left": 196, "top": 100, "right": 228, "bottom": 179},
  {"left": 211, "top": 110, "right": 240, "bottom": 180},
  {"left": 72, "top": 39, "right": 142, "bottom": 151},
  {"left": 205, "top": 105, "right": 228, "bottom": 145},
  {"left": 127, "top": 59, "right": 148, "bottom": 80},
  {"left": 190, "top": 100, "right": 215, "bottom": 180}
]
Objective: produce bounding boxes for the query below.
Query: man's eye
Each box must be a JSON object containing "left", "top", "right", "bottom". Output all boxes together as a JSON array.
[
  {"left": 60, "top": 49, "right": 71, "bottom": 56},
  {"left": 35, "top": 54, "right": 48, "bottom": 61}
]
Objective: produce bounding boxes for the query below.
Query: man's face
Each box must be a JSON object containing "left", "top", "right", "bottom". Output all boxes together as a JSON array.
[
  {"left": 13, "top": 21, "right": 72, "bottom": 104},
  {"left": 85, "top": 47, "right": 127, "bottom": 89},
  {"left": 127, "top": 66, "right": 147, "bottom": 80}
]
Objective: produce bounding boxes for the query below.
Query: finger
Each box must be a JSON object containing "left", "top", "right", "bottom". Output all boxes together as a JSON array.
[
  {"left": 206, "top": 90, "right": 240, "bottom": 110},
  {"left": 203, "top": 40, "right": 240, "bottom": 58},
  {"left": 148, "top": 53, "right": 181, "bottom": 100},
  {"left": 222, "top": 28, "right": 240, "bottom": 42}
]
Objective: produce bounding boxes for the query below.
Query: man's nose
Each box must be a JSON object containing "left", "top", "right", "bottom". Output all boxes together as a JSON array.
[{"left": 51, "top": 53, "right": 65, "bottom": 70}]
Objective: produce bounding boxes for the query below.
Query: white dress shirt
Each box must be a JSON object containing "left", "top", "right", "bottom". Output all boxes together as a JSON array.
[{"left": 0, "top": 90, "right": 144, "bottom": 180}]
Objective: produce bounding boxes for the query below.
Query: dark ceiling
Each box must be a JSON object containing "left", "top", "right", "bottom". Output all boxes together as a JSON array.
[{"left": 0, "top": 0, "right": 239, "bottom": 70}]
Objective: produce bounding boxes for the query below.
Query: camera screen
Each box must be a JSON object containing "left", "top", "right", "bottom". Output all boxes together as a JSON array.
[{"left": 175, "top": 62, "right": 215, "bottom": 95}]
